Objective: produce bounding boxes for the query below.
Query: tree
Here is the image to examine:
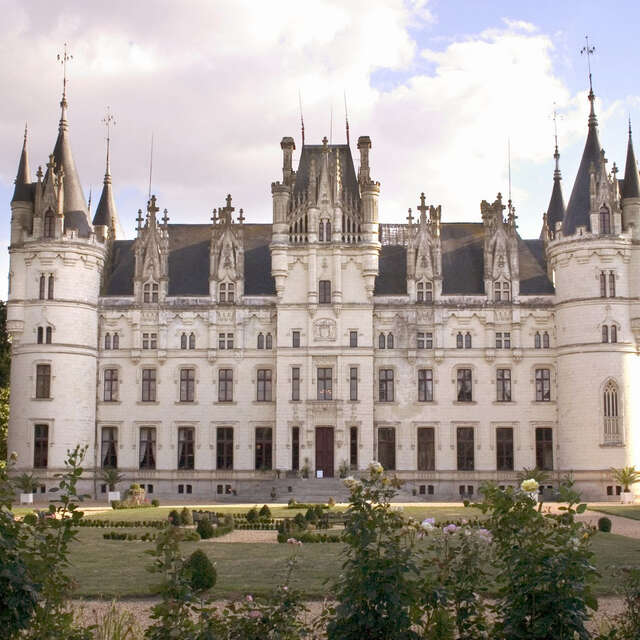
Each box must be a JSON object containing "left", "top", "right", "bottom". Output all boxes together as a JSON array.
[
  {"left": 0, "top": 300, "right": 11, "bottom": 388},
  {"left": 0, "top": 387, "right": 8, "bottom": 469}
]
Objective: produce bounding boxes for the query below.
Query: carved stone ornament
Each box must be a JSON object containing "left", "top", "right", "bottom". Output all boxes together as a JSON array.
[{"left": 313, "top": 318, "right": 337, "bottom": 341}]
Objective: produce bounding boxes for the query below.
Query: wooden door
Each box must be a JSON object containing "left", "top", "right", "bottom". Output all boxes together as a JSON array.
[
  {"left": 315, "top": 427, "right": 334, "bottom": 478},
  {"left": 378, "top": 427, "right": 396, "bottom": 471}
]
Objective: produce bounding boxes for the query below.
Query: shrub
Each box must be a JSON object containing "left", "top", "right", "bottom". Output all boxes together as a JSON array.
[
  {"left": 246, "top": 507, "right": 259, "bottom": 523},
  {"left": 197, "top": 518, "right": 214, "bottom": 539},
  {"left": 184, "top": 549, "right": 217, "bottom": 593},
  {"left": 180, "top": 507, "right": 193, "bottom": 526},
  {"left": 151, "top": 498, "right": 159, "bottom": 507},
  {"left": 293, "top": 513, "right": 306, "bottom": 529},
  {"left": 168, "top": 509, "right": 181, "bottom": 526},
  {"left": 598, "top": 516, "right": 612, "bottom": 532},
  {"left": 328, "top": 496, "right": 336, "bottom": 508},
  {"left": 259, "top": 504, "right": 272, "bottom": 519},
  {"left": 110, "top": 500, "right": 121, "bottom": 510}
]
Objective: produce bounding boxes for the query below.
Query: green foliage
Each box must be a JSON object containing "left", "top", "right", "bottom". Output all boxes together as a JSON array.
[
  {"left": 168, "top": 509, "right": 181, "bottom": 527},
  {"left": 246, "top": 506, "right": 259, "bottom": 523},
  {"left": 259, "top": 504, "right": 271, "bottom": 519},
  {"left": 293, "top": 512, "right": 306, "bottom": 529},
  {"left": 196, "top": 518, "right": 214, "bottom": 539},
  {"left": 516, "top": 466, "right": 550, "bottom": 485},
  {"left": 0, "top": 300, "right": 11, "bottom": 388},
  {"left": 92, "top": 601, "right": 143, "bottom": 640},
  {"left": 610, "top": 466, "right": 640, "bottom": 492},
  {"left": 0, "top": 387, "right": 8, "bottom": 470},
  {"left": 180, "top": 507, "right": 193, "bottom": 526},
  {"left": 100, "top": 468, "right": 124, "bottom": 491},
  {"left": 613, "top": 568, "right": 640, "bottom": 638},
  {"left": 598, "top": 517, "right": 612, "bottom": 532},
  {"left": 338, "top": 459, "right": 350, "bottom": 478},
  {"left": 15, "top": 472, "right": 38, "bottom": 493},
  {"left": 151, "top": 498, "right": 159, "bottom": 507},
  {"left": 184, "top": 549, "right": 216, "bottom": 593},
  {"left": 110, "top": 500, "right": 121, "bottom": 509}
]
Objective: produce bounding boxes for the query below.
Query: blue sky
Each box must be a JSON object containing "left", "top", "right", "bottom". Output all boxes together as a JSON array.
[{"left": 1, "top": 0, "right": 638, "bottom": 300}]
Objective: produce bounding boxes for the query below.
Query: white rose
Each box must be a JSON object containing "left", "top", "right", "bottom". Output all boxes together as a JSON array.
[{"left": 520, "top": 478, "right": 539, "bottom": 493}]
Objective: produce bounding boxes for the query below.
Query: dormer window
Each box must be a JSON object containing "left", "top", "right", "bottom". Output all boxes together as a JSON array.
[
  {"left": 219, "top": 282, "right": 235, "bottom": 303},
  {"left": 143, "top": 281, "right": 158, "bottom": 303},
  {"left": 495, "top": 281, "right": 510, "bottom": 302},
  {"left": 599, "top": 205, "right": 611, "bottom": 235},
  {"left": 43, "top": 210, "right": 55, "bottom": 238},
  {"left": 417, "top": 281, "right": 433, "bottom": 303}
]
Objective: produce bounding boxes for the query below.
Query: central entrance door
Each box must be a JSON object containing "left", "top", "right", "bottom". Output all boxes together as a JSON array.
[{"left": 315, "top": 427, "right": 334, "bottom": 478}]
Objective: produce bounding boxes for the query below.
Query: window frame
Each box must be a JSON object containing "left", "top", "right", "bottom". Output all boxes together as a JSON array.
[
  {"left": 33, "top": 423, "right": 49, "bottom": 468},
  {"left": 456, "top": 368, "right": 472, "bottom": 402},
  {"left": 319, "top": 280, "right": 331, "bottom": 304},
  {"left": 378, "top": 368, "right": 394, "bottom": 402},
  {"left": 349, "top": 367, "right": 358, "bottom": 401},
  {"left": 496, "top": 368, "right": 512, "bottom": 402},
  {"left": 101, "top": 426, "right": 118, "bottom": 468},
  {"left": 216, "top": 427, "right": 234, "bottom": 470},
  {"left": 496, "top": 427, "right": 514, "bottom": 471},
  {"left": 139, "top": 426, "right": 157, "bottom": 470},
  {"left": 35, "top": 364, "right": 51, "bottom": 399},
  {"left": 103, "top": 368, "right": 119, "bottom": 402},
  {"left": 456, "top": 426, "right": 475, "bottom": 471},
  {"left": 291, "top": 367, "right": 300, "bottom": 401},
  {"left": 418, "top": 369, "right": 433, "bottom": 402},
  {"left": 218, "top": 369, "right": 233, "bottom": 402},
  {"left": 317, "top": 367, "right": 333, "bottom": 401},
  {"left": 535, "top": 368, "right": 551, "bottom": 402},
  {"left": 177, "top": 426, "right": 195, "bottom": 470},
  {"left": 141, "top": 368, "right": 157, "bottom": 402},
  {"left": 256, "top": 369, "right": 273, "bottom": 402},
  {"left": 292, "top": 330, "right": 300, "bottom": 348},
  {"left": 179, "top": 368, "right": 195, "bottom": 403}
]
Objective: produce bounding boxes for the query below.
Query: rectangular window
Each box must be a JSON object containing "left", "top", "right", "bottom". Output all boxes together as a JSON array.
[
  {"left": 103, "top": 368, "right": 118, "bottom": 402},
  {"left": 600, "top": 272, "right": 607, "bottom": 298},
  {"left": 349, "top": 331, "right": 358, "bottom": 347},
  {"left": 496, "top": 369, "right": 512, "bottom": 402},
  {"left": 456, "top": 427, "right": 474, "bottom": 471},
  {"left": 142, "top": 332, "right": 157, "bottom": 349},
  {"left": 291, "top": 367, "right": 300, "bottom": 401},
  {"left": 226, "top": 333, "right": 234, "bottom": 349},
  {"left": 292, "top": 426, "right": 300, "bottom": 472},
  {"left": 379, "top": 369, "right": 394, "bottom": 402},
  {"left": 317, "top": 367, "right": 332, "bottom": 400},
  {"left": 292, "top": 331, "right": 300, "bottom": 348},
  {"left": 349, "top": 367, "right": 358, "bottom": 401},
  {"left": 496, "top": 332, "right": 511, "bottom": 349},
  {"left": 350, "top": 426, "right": 358, "bottom": 469},
  {"left": 139, "top": 427, "right": 156, "bottom": 469},
  {"left": 219, "top": 334, "right": 226, "bottom": 350},
  {"left": 255, "top": 427, "right": 273, "bottom": 470},
  {"left": 417, "top": 332, "right": 425, "bottom": 349},
  {"left": 34, "top": 424, "right": 49, "bottom": 468},
  {"left": 179, "top": 368, "right": 195, "bottom": 402},
  {"left": 177, "top": 427, "right": 195, "bottom": 470},
  {"left": 417, "top": 427, "right": 435, "bottom": 471},
  {"left": 418, "top": 369, "right": 433, "bottom": 402},
  {"left": 319, "top": 280, "right": 331, "bottom": 304},
  {"left": 535, "top": 427, "right": 553, "bottom": 470},
  {"left": 496, "top": 427, "right": 514, "bottom": 471},
  {"left": 418, "top": 332, "right": 433, "bottom": 349},
  {"left": 378, "top": 427, "right": 396, "bottom": 470},
  {"left": 609, "top": 272, "right": 616, "bottom": 298},
  {"left": 535, "top": 368, "right": 551, "bottom": 402},
  {"left": 101, "top": 426, "right": 118, "bottom": 468},
  {"left": 216, "top": 427, "right": 234, "bottom": 470},
  {"left": 456, "top": 369, "right": 472, "bottom": 402},
  {"left": 36, "top": 364, "right": 51, "bottom": 398},
  {"left": 257, "top": 369, "right": 272, "bottom": 402},
  {"left": 141, "top": 369, "right": 156, "bottom": 402},
  {"left": 218, "top": 369, "right": 233, "bottom": 402}
]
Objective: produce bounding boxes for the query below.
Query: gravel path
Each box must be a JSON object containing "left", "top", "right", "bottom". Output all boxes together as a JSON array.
[
  {"left": 578, "top": 510, "right": 640, "bottom": 538},
  {"left": 205, "top": 529, "right": 278, "bottom": 543}
]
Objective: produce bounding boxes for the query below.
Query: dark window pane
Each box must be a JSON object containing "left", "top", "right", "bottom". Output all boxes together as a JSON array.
[
  {"left": 350, "top": 367, "right": 358, "bottom": 401},
  {"left": 418, "top": 369, "right": 433, "bottom": 402},
  {"left": 317, "top": 367, "right": 332, "bottom": 400},
  {"left": 36, "top": 364, "right": 50, "bottom": 398},
  {"left": 34, "top": 424, "right": 48, "bottom": 468},
  {"left": 496, "top": 368, "right": 511, "bottom": 402},
  {"left": 139, "top": 427, "right": 156, "bottom": 469},
  {"left": 216, "top": 427, "right": 234, "bottom": 470},
  {"left": 456, "top": 427, "right": 474, "bottom": 471},
  {"left": 535, "top": 369, "right": 551, "bottom": 402},
  {"left": 257, "top": 369, "right": 272, "bottom": 401},
  {"left": 292, "top": 331, "right": 300, "bottom": 348},
  {"left": 255, "top": 427, "right": 272, "bottom": 470},
  {"left": 535, "top": 427, "right": 553, "bottom": 470},
  {"left": 456, "top": 369, "right": 472, "bottom": 402},
  {"left": 496, "top": 427, "right": 514, "bottom": 470},
  {"left": 379, "top": 368, "right": 394, "bottom": 402},
  {"left": 417, "top": 428, "right": 435, "bottom": 470},
  {"left": 378, "top": 427, "right": 395, "bottom": 470},
  {"left": 142, "top": 369, "right": 156, "bottom": 402},
  {"left": 180, "top": 369, "right": 195, "bottom": 402},
  {"left": 218, "top": 369, "right": 233, "bottom": 402},
  {"left": 292, "top": 367, "right": 300, "bottom": 401},
  {"left": 292, "top": 426, "right": 300, "bottom": 472},
  {"left": 101, "top": 426, "right": 118, "bottom": 468},
  {"left": 350, "top": 426, "right": 358, "bottom": 469},
  {"left": 104, "top": 368, "right": 118, "bottom": 402},
  {"left": 178, "top": 427, "right": 195, "bottom": 469},
  {"left": 350, "top": 331, "right": 358, "bottom": 348},
  {"left": 319, "top": 280, "right": 331, "bottom": 304}
]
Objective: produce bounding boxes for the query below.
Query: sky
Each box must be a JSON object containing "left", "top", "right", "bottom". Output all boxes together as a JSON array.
[{"left": 2, "top": 0, "right": 640, "bottom": 300}]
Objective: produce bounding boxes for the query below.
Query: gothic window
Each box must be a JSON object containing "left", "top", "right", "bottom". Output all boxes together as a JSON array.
[
  {"left": 292, "top": 367, "right": 300, "bottom": 401},
  {"left": 39, "top": 275, "right": 46, "bottom": 300},
  {"left": 599, "top": 205, "right": 611, "bottom": 235},
  {"left": 386, "top": 333, "right": 394, "bottom": 349},
  {"left": 43, "top": 210, "right": 55, "bottom": 238},
  {"left": 257, "top": 369, "right": 272, "bottom": 402},
  {"left": 319, "top": 280, "right": 331, "bottom": 304},
  {"left": 534, "top": 332, "right": 541, "bottom": 349},
  {"left": 36, "top": 364, "right": 51, "bottom": 398},
  {"left": 255, "top": 427, "right": 273, "bottom": 470},
  {"left": 141, "top": 368, "right": 156, "bottom": 402},
  {"left": 350, "top": 330, "right": 358, "bottom": 348},
  {"left": 217, "top": 427, "right": 234, "bottom": 470},
  {"left": 257, "top": 333, "right": 264, "bottom": 349},
  {"left": 495, "top": 281, "right": 510, "bottom": 302},
  {"left": 611, "top": 325, "right": 618, "bottom": 343},
  {"left": 180, "top": 368, "right": 195, "bottom": 402},
  {"left": 177, "top": 427, "right": 195, "bottom": 470},
  {"left": 535, "top": 427, "right": 553, "bottom": 470},
  {"left": 496, "top": 368, "right": 512, "bottom": 402},
  {"left": 34, "top": 424, "right": 49, "bottom": 468},
  {"left": 350, "top": 367, "right": 358, "bottom": 401},
  {"left": 456, "top": 427, "right": 474, "bottom": 471},
  {"left": 542, "top": 332, "right": 549, "bottom": 349},
  {"left": 101, "top": 426, "right": 118, "bottom": 468},
  {"left": 266, "top": 333, "right": 273, "bottom": 349},
  {"left": 456, "top": 332, "right": 463, "bottom": 349},
  {"left": 319, "top": 221, "right": 324, "bottom": 242},
  {"left": 37, "top": 327, "right": 43, "bottom": 344},
  {"left": 105, "top": 333, "right": 111, "bottom": 350},
  {"left": 535, "top": 368, "right": 551, "bottom": 402},
  {"left": 103, "top": 368, "right": 118, "bottom": 402},
  {"left": 47, "top": 275, "right": 54, "bottom": 300},
  {"left": 188, "top": 333, "right": 196, "bottom": 349},
  {"left": 603, "top": 380, "right": 620, "bottom": 443},
  {"left": 379, "top": 333, "right": 386, "bottom": 349},
  {"left": 181, "top": 333, "right": 187, "bottom": 349},
  {"left": 609, "top": 272, "right": 616, "bottom": 298},
  {"left": 113, "top": 333, "right": 119, "bottom": 349},
  {"left": 292, "top": 330, "right": 300, "bottom": 348},
  {"left": 319, "top": 220, "right": 331, "bottom": 242},
  {"left": 139, "top": 427, "right": 156, "bottom": 469},
  {"left": 602, "top": 325, "right": 609, "bottom": 343},
  {"left": 45, "top": 327, "right": 52, "bottom": 344},
  {"left": 418, "top": 369, "right": 433, "bottom": 402},
  {"left": 600, "top": 272, "right": 607, "bottom": 298},
  {"left": 218, "top": 369, "right": 233, "bottom": 402},
  {"left": 496, "top": 427, "right": 514, "bottom": 471},
  {"left": 142, "top": 332, "right": 157, "bottom": 349},
  {"left": 457, "top": 368, "right": 472, "bottom": 402},
  {"left": 464, "top": 332, "right": 472, "bottom": 349},
  {"left": 317, "top": 367, "right": 332, "bottom": 400},
  {"left": 379, "top": 369, "right": 394, "bottom": 402}
]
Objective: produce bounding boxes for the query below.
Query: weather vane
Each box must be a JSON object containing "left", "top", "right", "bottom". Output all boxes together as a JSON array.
[
  {"left": 580, "top": 35, "right": 595, "bottom": 93},
  {"left": 102, "top": 107, "right": 116, "bottom": 171},
  {"left": 57, "top": 42, "right": 73, "bottom": 100}
]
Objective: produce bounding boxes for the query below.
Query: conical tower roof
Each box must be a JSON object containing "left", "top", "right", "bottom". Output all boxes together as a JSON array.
[
  {"left": 51, "top": 93, "right": 91, "bottom": 237},
  {"left": 12, "top": 125, "right": 32, "bottom": 202},
  {"left": 622, "top": 120, "right": 640, "bottom": 199},
  {"left": 562, "top": 92, "right": 602, "bottom": 235},
  {"left": 92, "top": 138, "right": 124, "bottom": 239},
  {"left": 545, "top": 145, "right": 565, "bottom": 235}
]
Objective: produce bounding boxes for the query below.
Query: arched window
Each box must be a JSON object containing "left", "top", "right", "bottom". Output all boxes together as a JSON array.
[
  {"left": 599, "top": 205, "right": 611, "bottom": 235},
  {"left": 378, "top": 333, "right": 386, "bottom": 349},
  {"left": 387, "top": 333, "right": 394, "bottom": 349},
  {"left": 600, "top": 272, "right": 607, "bottom": 298},
  {"left": 543, "top": 331, "right": 550, "bottom": 348},
  {"left": 47, "top": 275, "right": 54, "bottom": 300},
  {"left": 456, "top": 332, "right": 463, "bottom": 349},
  {"left": 602, "top": 325, "right": 609, "bottom": 343},
  {"left": 105, "top": 333, "right": 111, "bottom": 350},
  {"left": 189, "top": 333, "right": 196, "bottom": 349},
  {"left": 43, "top": 210, "right": 55, "bottom": 238},
  {"left": 417, "top": 282, "right": 424, "bottom": 302},
  {"left": 181, "top": 333, "right": 187, "bottom": 349},
  {"left": 325, "top": 221, "right": 331, "bottom": 241},
  {"left": 257, "top": 333, "right": 264, "bottom": 349},
  {"left": 318, "top": 222, "right": 324, "bottom": 242},
  {"left": 464, "top": 332, "right": 472, "bottom": 349},
  {"left": 534, "top": 332, "right": 541, "bottom": 349},
  {"left": 37, "top": 327, "right": 43, "bottom": 344},
  {"left": 39, "top": 275, "right": 46, "bottom": 300},
  {"left": 219, "top": 283, "right": 226, "bottom": 302},
  {"left": 45, "top": 327, "right": 52, "bottom": 344},
  {"left": 495, "top": 281, "right": 510, "bottom": 302},
  {"left": 611, "top": 325, "right": 618, "bottom": 343},
  {"left": 603, "top": 380, "right": 620, "bottom": 443},
  {"left": 609, "top": 272, "right": 616, "bottom": 298},
  {"left": 266, "top": 333, "right": 273, "bottom": 349},
  {"left": 113, "top": 333, "right": 119, "bottom": 349}
]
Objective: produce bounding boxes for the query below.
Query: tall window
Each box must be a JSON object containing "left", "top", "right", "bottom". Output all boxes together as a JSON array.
[
  {"left": 535, "top": 368, "right": 551, "bottom": 402},
  {"left": 600, "top": 271, "right": 607, "bottom": 298},
  {"left": 143, "top": 282, "right": 158, "bottom": 303},
  {"left": 417, "top": 427, "right": 435, "bottom": 471},
  {"left": 219, "top": 282, "right": 235, "bottom": 302},
  {"left": 101, "top": 426, "right": 118, "bottom": 468},
  {"left": 349, "top": 427, "right": 359, "bottom": 469},
  {"left": 603, "top": 381, "right": 620, "bottom": 443},
  {"left": 226, "top": 283, "right": 235, "bottom": 302},
  {"left": 418, "top": 369, "right": 433, "bottom": 402},
  {"left": 142, "top": 333, "right": 157, "bottom": 349},
  {"left": 178, "top": 427, "right": 195, "bottom": 470},
  {"left": 495, "top": 281, "right": 510, "bottom": 301},
  {"left": 542, "top": 331, "right": 549, "bottom": 348},
  {"left": 599, "top": 205, "right": 611, "bottom": 235},
  {"left": 386, "top": 333, "right": 394, "bottom": 349},
  {"left": 456, "top": 332, "right": 463, "bottom": 349},
  {"left": 378, "top": 427, "right": 396, "bottom": 470},
  {"left": 292, "top": 331, "right": 300, "bottom": 348},
  {"left": 349, "top": 367, "right": 358, "bottom": 401},
  {"left": 103, "top": 368, "right": 118, "bottom": 402},
  {"left": 266, "top": 333, "right": 272, "bottom": 349},
  {"left": 36, "top": 364, "right": 50, "bottom": 398},
  {"left": 44, "top": 210, "right": 55, "bottom": 238},
  {"left": 496, "top": 427, "right": 514, "bottom": 471},
  {"left": 611, "top": 325, "right": 618, "bottom": 343},
  {"left": 34, "top": 424, "right": 49, "bottom": 468},
  {"left": 139, "top": 427, "right": 156, "bottom": 469},
  {"left": 496, "top": 369, "right": 512, "bottom": 402},
  {"left": 216, "top": 427, "right": 234, "bottom": 470},
  {"left": 534, "top": 332, "right": 541, "bottom": 349},
  {"left": 188, "top": 333, "right": 196, "bottom": 349},
  {"left": 291, "top": 426, "right": 300, "bottom": 472},
  {"left": 379, "top": 369, "right": 394, "bottom": 402},
  {"left": 37, "top": 327, "right": 43, "bottom": 344},
  {"left": 218, "top": 369, "right": 233, "bottom": 402},
  {"left": 105, "top": 333, "right": 111, "bottom": 350},
  {"left": 291, "top": 367, "right": 300, "bottom": 401},
  {"left": 456, "top": 369, "right": 472, "bottom": 402},
  {"left": 47, "top": 275, "right": 54, "bottom": 300},
  {"left": 257, "top": 333, "right": 264, "bottom": 349},
  {"left": 317, "top": 367, "right": 332, "bottom": 400},
  {"left": 456, "top": 427, "right": 474, "bottom": 471},
  {"left": 417, "top": 281, "right": 433, "bottom": 303},
  {"left": 319, "top": 280, "right": 331, "bottom": 304},
  {"left": 141, "top": 368, "right": 156, "bottom": 402},
  {"left": 609, "top": 272, "right": 616, "bottom": 298},
  {"left": 257, "top": 369, "right": 272, "bottom": 401},
  {"left": 181, "top": 333, "right": 188, "bottom": 349},
  {"left": 379, "top": 333, "right": 386, "bottom": 349},
  {"left": 602, "top": 325, "right": 609, "bottom": 343},
  {"left": 319, "top": 220, "right": 331, "bottom": 242},
  {"left": 535, "top": 427, "right": 553, "bottom": 470},
  {"left": 495, "top": 332, "right": 511, "bottom": 349},
  {"left": 45, "top": 327, "right": 52, "bottom": 344},
  {"left": 349, "top": 331, "right": 358, "bottom": 348},
  {"left": 464, "top": 332, "right": 472, "bottom": 349},
  {"left": 180, "top": 368, "right": 195, "bottom": 402},
  {"left": 255, "top": 427, "right": 273, "bottom": 470},
  {"left": 39, "top": 275, "right": 46, "bottom": 300}
]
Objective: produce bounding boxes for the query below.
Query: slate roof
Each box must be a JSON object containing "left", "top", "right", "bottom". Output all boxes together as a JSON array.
[
  {"left": 545, "top": 150, "right": 565, "bottom": 235},
  {"left": 622, "top": 127, "right": 640, "bottom": 199},
  {"left": 12, "top": 131, "right": 31, "bottom": 202}
]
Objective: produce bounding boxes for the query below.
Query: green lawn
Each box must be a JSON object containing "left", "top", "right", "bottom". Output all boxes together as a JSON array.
[{"left": 590, "top": 505, "right": 640, "bottom": 521}]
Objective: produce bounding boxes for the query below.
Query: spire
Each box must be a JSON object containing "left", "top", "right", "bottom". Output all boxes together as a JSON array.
[
  {"left": 622, "top": 118, "right": 640, "bottom": 199},
  {"left": 544, "top": 143, "right": 566, "bottom": 236},
  {"left": 12, "top": 123, "right": 32, "bottom": 202}
]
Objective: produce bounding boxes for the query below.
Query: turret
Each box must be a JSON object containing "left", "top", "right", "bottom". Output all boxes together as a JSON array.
[
  {"left": 542, "top": 142, "right": 565, "bottom": 240},
  {"left": 357, "top": 136, "right": 380, "bottom": 245},
  {"left": 621, "top": 120, "right": 640, "bottom": 237},
  {"left": 281, "top": 136, "right": 295, "bottom": 184},
  {"left": 10, "top": 125, "right": 33, "bottom": 245}
]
